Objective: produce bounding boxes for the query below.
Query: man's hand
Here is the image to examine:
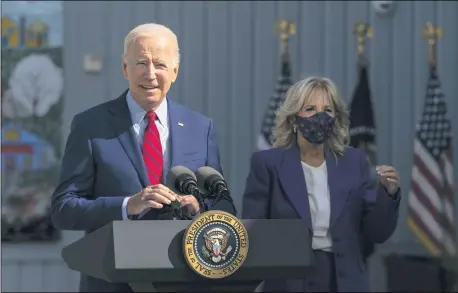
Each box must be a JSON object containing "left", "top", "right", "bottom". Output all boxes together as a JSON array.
[
  {"left": 177, "top": 195, "right": 200, "bottom": 216},
  {"left": 126, "top": 184, "right": 177, "bottom": 216}
]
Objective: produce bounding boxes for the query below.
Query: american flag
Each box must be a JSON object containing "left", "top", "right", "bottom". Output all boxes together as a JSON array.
[
  {"left": 257, "top": 50, "right": 293, "bottom": 150},
  {"left": 407, "top": 64, "right": 456, "bottom": 256}
]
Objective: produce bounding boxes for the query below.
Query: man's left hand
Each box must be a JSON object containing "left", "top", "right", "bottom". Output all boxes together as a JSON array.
[
  {"left": 376, "top": 165, "right": 401, "bottom": 196},
  {"left": 178, "top": 195, "right": 200, "bottom": 216}
]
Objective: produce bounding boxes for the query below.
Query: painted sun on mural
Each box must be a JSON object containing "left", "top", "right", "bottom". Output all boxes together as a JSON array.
[{"left": 1, "top": 1, "right": 63, "bottom": 242}]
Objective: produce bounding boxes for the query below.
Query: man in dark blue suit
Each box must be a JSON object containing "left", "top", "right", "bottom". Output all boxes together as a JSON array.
[{"left": 51, "top": 23, "right": 235, "bottom": 292}]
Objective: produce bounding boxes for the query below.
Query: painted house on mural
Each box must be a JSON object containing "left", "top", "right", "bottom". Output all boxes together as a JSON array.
[
  {"left": 25, "top": 19, "right": 48, "bottom": 47},
  {"left": 1, "top": 16, "right": 19, "bottom": 47},
  {"left": 1, "top": 16, "right": 48, "bottom": 48},
  {"left": 1, "top": 123, "right": 55, "bottom": 174}
]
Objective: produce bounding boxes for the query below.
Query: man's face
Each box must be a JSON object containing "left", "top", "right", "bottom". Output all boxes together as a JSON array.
[{"left": 122, "top": 34, "right": 179, "bottom": 111}]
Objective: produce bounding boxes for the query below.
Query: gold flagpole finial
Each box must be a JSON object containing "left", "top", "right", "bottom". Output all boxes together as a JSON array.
[
  {"left": 274, "top": 19, "right": 296, "bottom": 55},
  {"left": 353, "top": 21, "right": 373, "bottom": 58},
  {"left": 423, "top": 22, "right": 442, "bottom": 66}
]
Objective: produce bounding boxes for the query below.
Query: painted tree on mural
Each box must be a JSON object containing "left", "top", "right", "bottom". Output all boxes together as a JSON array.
[
  {"left": 1, "top": 48, "right": 63, "bottom": 242},
  {"left": 1, "top": 48, "right": 63, "bottom": 155},
  {"left": 8, "top": 53, "right": 63, "bottom": 118}
]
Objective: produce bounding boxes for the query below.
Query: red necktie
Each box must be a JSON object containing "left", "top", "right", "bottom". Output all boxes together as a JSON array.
[{"left": 142, "top": 111, "right": 163, "bottom": 185}]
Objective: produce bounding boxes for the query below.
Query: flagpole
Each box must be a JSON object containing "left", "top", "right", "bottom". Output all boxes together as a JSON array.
[
  {"left": 257, "top": 20, "right": 295, "bottom": 150},
  {"left": 423, "top": 22, "right": 449, "bottom": 257},
  {"left": 423, "top": 21, "right": 458, "bottom": 284},
  {"left": 274, "top": 19, "right": 296, "bottom": 62},
  {"left": 353, "top": 21, "right": 373, "bottom": 68},
  {"left": 423, "top": 22, "right": 442, "bottom": 68},
  {"left": 351, "top": 21, "right": 374, "bottom": 153},
  {"left": 349, "top": 21, "right": 378, "bottom": 263}
]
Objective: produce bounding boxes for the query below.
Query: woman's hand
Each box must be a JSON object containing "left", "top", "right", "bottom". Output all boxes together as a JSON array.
[{"left": 376, "top": 165, "right": 400, "bottom": 196}]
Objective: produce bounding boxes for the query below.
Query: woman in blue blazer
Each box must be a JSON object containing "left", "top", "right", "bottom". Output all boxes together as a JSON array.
[{"left": 242, "top": 76, "right": 401, "bottom": 292}]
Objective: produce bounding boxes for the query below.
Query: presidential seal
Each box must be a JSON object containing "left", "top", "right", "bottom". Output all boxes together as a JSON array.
[{"left": 183, "top": 210, "right": 249, "bottom": 279}]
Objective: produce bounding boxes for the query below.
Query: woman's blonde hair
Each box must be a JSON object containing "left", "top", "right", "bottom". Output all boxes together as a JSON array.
[{"left": 273, "top": 76, "right": 350, "bottom": 156}]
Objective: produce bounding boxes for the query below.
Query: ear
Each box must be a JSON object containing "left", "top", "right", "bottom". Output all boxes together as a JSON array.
[
  {"left": 288, "top": 115, "right": 296, "bottom": 126},
  {"left": 121, "top": 57, "right": 128, "bottom": 80},
  {"left": 171, "top": 63, "right": 180, "bottom": 83}
]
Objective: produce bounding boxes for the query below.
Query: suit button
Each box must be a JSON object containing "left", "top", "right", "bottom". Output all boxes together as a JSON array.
[
  {"left": 335, "top": 252, "right": 343, "bottom": 257},
  {"left": 338, "top": 271, "right": 345, "bottom": 277}
]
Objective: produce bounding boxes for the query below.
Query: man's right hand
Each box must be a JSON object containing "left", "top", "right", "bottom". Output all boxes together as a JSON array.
[{"left": 126, "top": 184, "right": 177, "bottom": 216}]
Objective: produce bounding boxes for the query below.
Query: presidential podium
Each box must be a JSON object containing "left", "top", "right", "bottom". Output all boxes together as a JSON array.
[{"left": 62, "top": 219, "right": 313, "bottom": 292}]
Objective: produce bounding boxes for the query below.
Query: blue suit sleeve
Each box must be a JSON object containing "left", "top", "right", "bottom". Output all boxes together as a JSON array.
[
  {"left": 360, "top": 151, "right": 401, "bottom": 243},
  {"left": 51, "top": 115, "right": 125, "bottom": 232},
  {"left": 241, "top": 152, "right": 271, "bottom": 219},
  {"left": 205, "top": 119, "right": 223, "bottom": 174},
  {"left": 204, "top": 119, "right": 236, "bottom": 216}
]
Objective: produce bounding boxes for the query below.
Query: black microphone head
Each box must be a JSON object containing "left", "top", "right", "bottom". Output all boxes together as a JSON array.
[
  {"left": 195, "top": 166, "right": 224, "bottom": 193},
  {"left": 166, "top": 166, "right": 197, "bottom": 194}
]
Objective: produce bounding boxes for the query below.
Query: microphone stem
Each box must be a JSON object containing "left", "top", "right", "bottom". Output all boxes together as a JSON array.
[
  {"left": 190, "top": 188, "right": 208, "bottom": 213},
  {"left": 211, "top": 190, "right": 237, "bottom": 215},
  {"left": 224, "top": 199, "right": 237, "bottom": 216},
  {"left": 199, "top": 198, "right": 207, "bottom": 213}
]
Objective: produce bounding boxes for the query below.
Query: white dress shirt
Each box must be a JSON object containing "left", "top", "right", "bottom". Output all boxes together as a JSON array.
[
  {"left": 121, "top": 90, "right": 170, "bottom": 220},
  {"left": 301, "top": 161, "right": 333, "bottom": 252}
]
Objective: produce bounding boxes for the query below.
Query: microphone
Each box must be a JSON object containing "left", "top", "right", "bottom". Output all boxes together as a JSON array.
[
  {"left": 195, "top": 166, "right": 236, "bottom": 213},
  {"left": 167, "top": 166, "right": 200, "bottom": 196},
  {"left": 196, "top": 166, "right": 228, "bottom": 196},
  {"left": 166, "top": 166, "right": 207, "bottom": 217}
]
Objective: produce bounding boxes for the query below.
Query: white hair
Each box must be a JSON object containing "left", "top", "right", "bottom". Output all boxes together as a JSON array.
[{"left": 123, "top": 23, "right": 180, "bottom": 65}]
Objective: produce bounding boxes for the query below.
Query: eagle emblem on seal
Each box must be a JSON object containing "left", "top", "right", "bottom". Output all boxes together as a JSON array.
[{"left": 201, "top": 227, "right": 233, "bottom": 263}]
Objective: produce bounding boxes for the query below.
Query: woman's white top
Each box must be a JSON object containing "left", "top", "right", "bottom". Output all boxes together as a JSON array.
[{"left": 301, "top": 161, "right": 333, "bottom": 252}]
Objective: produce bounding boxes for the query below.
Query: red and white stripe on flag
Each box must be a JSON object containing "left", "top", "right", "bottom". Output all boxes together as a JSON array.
[{"left": 408, "top": 141, "right": 455, "bottom": 255}]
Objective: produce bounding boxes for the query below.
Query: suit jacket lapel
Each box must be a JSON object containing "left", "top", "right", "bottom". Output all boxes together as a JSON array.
[
  {"left": 108, "top": 91, "right": 149, "bottom": 187},
  {"left": 326, "top": 151, "right": 350, "bottom": 227},
  {"left": 167, "top": 99, "right": 187, "bottom": 167},
  {"left": 276, "top": 146, "right": 312, "bottom": 231}
]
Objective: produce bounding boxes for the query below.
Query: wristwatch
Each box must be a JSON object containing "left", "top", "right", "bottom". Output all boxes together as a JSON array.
[{"left": 127, "top": 214, "right": 138, "bottom": 220}]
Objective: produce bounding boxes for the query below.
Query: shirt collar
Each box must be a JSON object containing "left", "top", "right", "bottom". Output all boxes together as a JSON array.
[{"left": 126, "top": 90, "right": 168, "bottom": 126}]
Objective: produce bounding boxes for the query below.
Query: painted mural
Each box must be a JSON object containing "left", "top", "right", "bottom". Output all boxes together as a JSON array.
[{"left": 1, "top": 1, "right": 63, "bottom": 242}]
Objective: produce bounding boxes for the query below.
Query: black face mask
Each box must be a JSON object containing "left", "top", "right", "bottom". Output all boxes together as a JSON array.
[{"left": 295, "top": 112, "right": 336, "bottom": 144}]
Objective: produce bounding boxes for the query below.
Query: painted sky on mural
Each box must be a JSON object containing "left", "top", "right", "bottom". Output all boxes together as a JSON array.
[{"left": 2, "top": 1, "right": 62, "bottom": 47}]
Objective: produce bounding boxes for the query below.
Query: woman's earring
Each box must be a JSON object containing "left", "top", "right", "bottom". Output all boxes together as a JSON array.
[{"left": 293, "top": 126, "right": 297, "bottom": 133}]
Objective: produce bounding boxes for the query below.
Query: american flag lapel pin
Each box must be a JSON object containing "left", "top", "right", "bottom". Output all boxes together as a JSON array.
[{"left": 178, "top": 122, "right": 184, "bottom": 127}]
